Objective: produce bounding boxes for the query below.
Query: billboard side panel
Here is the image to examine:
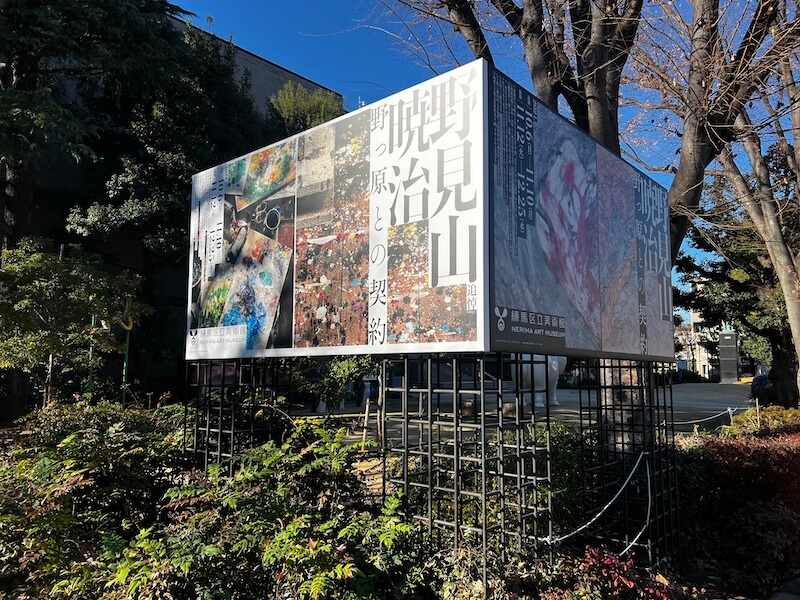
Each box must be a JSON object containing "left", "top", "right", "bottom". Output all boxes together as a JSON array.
[
  {"left": 597, "top": 147, "right": 640, "bottom": 355},
  {"left": 487, "top": 66, "right": 673, "bottom": 361},
  {"left": 635, "top": 172, "right": 674, "bottom": 358},
  {"left": 489, "top": 69, "right": 592, "bottom": 354}
]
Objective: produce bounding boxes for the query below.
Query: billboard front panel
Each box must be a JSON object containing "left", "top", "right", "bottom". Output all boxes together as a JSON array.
[
  {"left": 292, "top": 113, "right": 371, "bottom": 350},
  {"left": 187, "top": 62, "right": 486, "bottom": 359}
]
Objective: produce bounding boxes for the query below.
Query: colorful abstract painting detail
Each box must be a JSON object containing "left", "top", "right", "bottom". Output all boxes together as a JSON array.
[
  {"left": 226, "top": 158, "right": 247, "bottom": 195},
  {"left": 534, "top": 135, "right": 600, "bottom": 339},
  {"left": 293, "top": 112, "right": 370, "bottom": 348},
  {"left": 198, "top": 229, "right": 292, "bottom": 349},
  {"left": 238, "top": 142, "right": 296, "bottom": 212}
]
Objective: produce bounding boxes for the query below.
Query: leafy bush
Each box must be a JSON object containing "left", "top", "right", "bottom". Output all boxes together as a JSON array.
[
  {"left": 725, "top": 405, "right": 800, "bottom": 437},
  {"left": 543, "top": 421, "right": 585, "bottom": 535},
  {"left": 537, "top": 547, "right": 683, "bottom": 599},
  {"left": 677, "top": 432, "right": 800, "bottom": 593},
  {"left": 292, "top": 355, "right": 377, "bottom": 413},
  {"left": 0, "top": 238, "right": 149, "bottom": 406},
  {"left": 0, "top": 406, "right": 429, "bottom": 599},
  {"left": 1, "top": 400, "right": 704, "bottom": 599},
  {"left": 111, "top": 421, "right": 425, "bottom": 599},
  {"left": 0, "top": 401, "right": 186, "bottom": 598}
]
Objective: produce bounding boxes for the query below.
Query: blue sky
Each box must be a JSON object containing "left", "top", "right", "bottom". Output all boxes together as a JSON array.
[
  {"left": 178, "top": 1, "right": 691, "bottom": 314},
  {"left": 177, "top": 0, "right": 437, "bottom": 110},
  {"left": 176, "top": 2, "right": 674, "bottom": 189},
  {"left": 179, "top": 0, "right": 683, "bottom": 224}
]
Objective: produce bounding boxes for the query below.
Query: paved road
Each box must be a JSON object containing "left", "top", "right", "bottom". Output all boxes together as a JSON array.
[
  {"left": 667, "top": 382, "right": 752, "bottom": 429},
  {"left": 540, "top": 382, "right": 752, "bottom": 433},
  {"left": 328, "top": 381, "right": 754, "bottom": 440}
]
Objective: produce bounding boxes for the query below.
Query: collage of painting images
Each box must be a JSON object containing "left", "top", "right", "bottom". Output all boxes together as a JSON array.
[{"left": 189, "top": 110, "right": 477, "bottom": 354}]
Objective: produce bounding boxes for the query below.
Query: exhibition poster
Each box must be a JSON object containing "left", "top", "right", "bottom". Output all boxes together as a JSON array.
[
  {"left": 188, "top": 62, "right": 485, "bottom": 359},
  {"left": 187, "top": 60, "right": 672, "bottom": 361},
  {"left": 488, "top": 68, "right": 672, "bottom": 359}
]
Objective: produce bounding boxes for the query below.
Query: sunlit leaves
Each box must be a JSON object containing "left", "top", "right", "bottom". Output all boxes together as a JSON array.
[{"left": 0, "top": 238, "right": 149, "bottom": 403}]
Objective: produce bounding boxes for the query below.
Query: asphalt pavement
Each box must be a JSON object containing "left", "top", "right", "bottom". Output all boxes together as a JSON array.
[
  {"left": 541, "top": 382, "right": 753, "bottom": 434},
  {"left": 325, "top": 381, "right": 755, "bottom": 440}
]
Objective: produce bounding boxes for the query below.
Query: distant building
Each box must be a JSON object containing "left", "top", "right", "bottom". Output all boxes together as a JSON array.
[
  {"left": 224, "top": 33, "right": 342, "bottom": 116},
  {"left": 170, "top": 17, "right": 342, "bottom": 118},
  {"left": 688, "top": 302, "right": 719, "bottom": 380},
  {"left": 683, "top": 281, "right": 760, "bottom": 382}
]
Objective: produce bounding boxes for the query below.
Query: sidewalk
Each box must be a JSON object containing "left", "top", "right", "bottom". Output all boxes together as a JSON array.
[{"left": 321, "top": 380, "right": 757, "bottom": 441}]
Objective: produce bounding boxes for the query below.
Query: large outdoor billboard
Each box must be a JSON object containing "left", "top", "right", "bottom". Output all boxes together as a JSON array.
[{"left": 187, "top": 60, "right": 672, "bottom": 361}]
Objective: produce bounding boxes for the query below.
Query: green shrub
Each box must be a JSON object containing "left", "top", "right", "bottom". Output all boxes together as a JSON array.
[
  {"left": 0, "top": 401, "right": 186, "bottom": 598},
  {"left": 0, "top": 406, "right": 430, "bottom": 599},
  {"left": 543, "top": 421, "right": 585, "bottom": 535},
  {"left": 725, "top": 405, "right": 800, "bottom": 437},
  {"left": 102, "top": 421, "right": 429, "bottom": 599},
  {"left": 1, "top": 400, "right": 708, "bottom": 599}
]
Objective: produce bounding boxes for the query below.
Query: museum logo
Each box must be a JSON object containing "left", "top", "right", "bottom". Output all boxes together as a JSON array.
[{"left": 494, "top": 306, "right": 508, "bottom": 332}]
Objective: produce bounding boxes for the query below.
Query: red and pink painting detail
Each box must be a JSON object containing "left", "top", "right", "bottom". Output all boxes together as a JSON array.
[{"left": 535, "top": 139, "right": 600, "bottom": 338}]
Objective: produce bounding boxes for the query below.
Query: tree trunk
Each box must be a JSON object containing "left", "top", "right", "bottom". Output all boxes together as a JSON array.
[
  {"left": 45, "top": 352, "right": 54, "bottom": 407},
  {"left": 666, "top": 0, "right": 722, "bottom": 262},
  {"left": 769, "top": 332, "right": 799, "bottom": 408},
  {"left": 718, "top": 127, "right": 800, "bottom": 407},
  {"left": 764, "top": 231, "right": 800, "bottom": 406}
]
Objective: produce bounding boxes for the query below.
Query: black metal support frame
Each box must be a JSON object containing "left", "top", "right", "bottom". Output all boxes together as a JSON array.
[
  {"left": 184, "top": 353, "right": 680, "bottom": 575},
  {"left": 578, "top": 359, "right": 679, "bottom": 566},
  {"left": 185, "top": 358, "right": 291, "bottom": 474},
  {"left": 381, "top": 353, "right": 554, "bottom": 583},
  {"left": 380, "top": 353, "right": 679, "bottom": 574}
]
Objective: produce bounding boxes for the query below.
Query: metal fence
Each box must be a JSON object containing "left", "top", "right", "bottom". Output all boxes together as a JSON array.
[
  {"left": 185, "top": 353, "right": 680, "bottom": 575},
  {"left": 185, "top": 358, "right": 291, "bottom": 474},
  {"left": 577, "top": 359, "right": 679, "bottom": 566}
]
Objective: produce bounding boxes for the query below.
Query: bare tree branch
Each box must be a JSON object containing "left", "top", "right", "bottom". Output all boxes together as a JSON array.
[{"left": 439, "top": 0, "right": 494, "bottom": 62}]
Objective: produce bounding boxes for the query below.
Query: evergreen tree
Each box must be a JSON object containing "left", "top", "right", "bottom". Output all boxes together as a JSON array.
[
  {"left": 66, "top": 23, "right": 278, "bottom": 255},
  {"left": 675, "top": 175, "right": 799, "bottom": 406},
  {"left": 0, "top": 0, "right": 186, "bottom": 239},
  {"left": 0, "top": 238, "right": 148, "bottom": 406}
]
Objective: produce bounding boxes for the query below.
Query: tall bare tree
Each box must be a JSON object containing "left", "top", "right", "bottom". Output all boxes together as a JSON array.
[
  {"left": 382, "top": 0, "right": 800, "bottom": 401},
  {"left": 381, "top": 0, "right": 800, "bottom": 261},
  {"left": 630, "top": 0, "right": 800, "bottom": 256},
  {"left": 382, "top": 0, "right": 643, "bottom": 154},
  {"left": 673, "top": 174, "right": 798, "bottom": 404},
  {"left": 717, "top": 137, "right": 799, "bottom": 400},
  {"left": 631, "top": 0, "right": 800, "bottom": 401}
]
